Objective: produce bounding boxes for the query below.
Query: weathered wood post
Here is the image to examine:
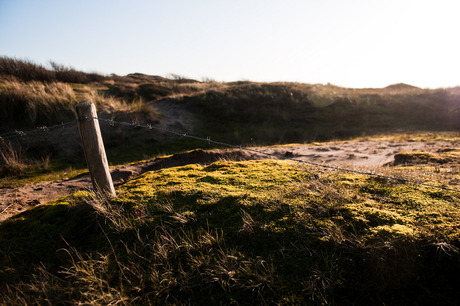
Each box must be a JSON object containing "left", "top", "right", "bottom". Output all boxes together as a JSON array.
[{"left": 75, "top": 102, "right": 116, "bottom": 197}]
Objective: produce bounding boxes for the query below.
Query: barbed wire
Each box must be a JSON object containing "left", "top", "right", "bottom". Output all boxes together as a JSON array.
[
  {"left": 3, "top": 115, "right": 458, "bottom": 193},
  {"left": 90, "top": 116, "right": 460, "bottom": 194},
  {"left": 0, "top": 120, "right": 77, "bottom": 141}
]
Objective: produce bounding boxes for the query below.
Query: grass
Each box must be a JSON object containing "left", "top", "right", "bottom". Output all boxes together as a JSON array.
[
  {"left": 1, "top": 160, "right": 459, "bottom": 304},
  {"left": 0, "top": 138, "right": 25, "bottom": 176},
  {"left": 180, "top": 82, "right": 459, "bottom": 145},
  {"left": 0, "top": 162, "right": 86, "bottom": 187},
  {"left": 0, "top": 56, "right": 106, "bottom": 84},
  {"left": 0, "top": 58, "right": 459, "bottom": 303},
  {"left": 1, "top": 57, "right": 459, "bottom": 185},
  {"left": 0, "top": 70, "right": 163, "bottom": 183},
  {"left": 0, "top": 77, "right": 160, "bottom": 129},
  {"left": 0, "top": 78, "right": 77, "bottom": 127}
]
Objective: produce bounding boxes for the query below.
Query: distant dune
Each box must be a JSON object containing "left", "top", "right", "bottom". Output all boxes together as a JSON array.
[{"left": 384, "top": 83, "right": 420, "bottom": 90}]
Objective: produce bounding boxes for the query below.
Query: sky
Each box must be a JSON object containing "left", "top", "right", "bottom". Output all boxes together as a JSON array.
[{"left": 1, "top": 0, "right": 459, "bottom": 88}]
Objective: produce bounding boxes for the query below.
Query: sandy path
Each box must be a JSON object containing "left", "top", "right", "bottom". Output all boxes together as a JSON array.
[
  {"left": 261, "top": 140, "right": 456, "bottom": 168},
  {"left": 1, "top": 139, "right": 458, "bottom": 222}
]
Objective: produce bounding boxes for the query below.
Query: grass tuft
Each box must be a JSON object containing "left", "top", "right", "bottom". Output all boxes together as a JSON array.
[{"left": 0, "top": 139, "right": 26, "bottom": 176}]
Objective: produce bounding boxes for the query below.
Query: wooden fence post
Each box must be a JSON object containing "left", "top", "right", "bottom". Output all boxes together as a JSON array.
[{"left": 75, "top": 102, "right": 116, "bottom": 197}]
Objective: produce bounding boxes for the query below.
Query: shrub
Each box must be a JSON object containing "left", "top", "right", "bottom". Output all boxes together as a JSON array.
[
  {"left": 0, "top": 57, "right": 106, "bottom": 84},
  {"left": 0, "top": 57, "right": 55, "bottom": 82},
  {"left": 50, "top": 61, "right": 106, "bottom": 83}
]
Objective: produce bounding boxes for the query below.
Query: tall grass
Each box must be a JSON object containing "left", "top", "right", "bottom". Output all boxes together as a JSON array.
[
  {"left": 0, "top": 79, "right": 77, "bottom": 126},
  {"left": 106, "top": 73, "right": 212, "bottom": 101},
  {"left": 0, "top": 76, "right": 160, "bottom": 127},
  {"left": 0, "top": 76, "right": 161, "bottom": 178},
  {"left": 49, "top": 61, "right": 106, "bottom": 83},
  {"left": 0, "top": 57, "right": 55, "bottom": 82},
  {"left": 1, "top": 56, "right": 459, "bottom": 185},
  {"left": 0, "top": 139, "right": 25, "bottom": 176}
]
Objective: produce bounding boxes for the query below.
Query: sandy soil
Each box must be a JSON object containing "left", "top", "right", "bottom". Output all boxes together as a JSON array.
[{"left": 1, "top": 139, "right": 458, "bottom": 222}]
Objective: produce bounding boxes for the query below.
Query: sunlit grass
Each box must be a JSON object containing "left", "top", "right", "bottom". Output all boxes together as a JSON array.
[
  {"left": 1, "top": 160, "right": 459, "bottom": 304},
  {"left": 0, "top": 166, "right": 86, "bottom": 187},
  {"left": 1, "top": 56, "right": 459, "bottom": 304},
  {"left": 1, "top": 57, "right": 459, "bottom": 188}
]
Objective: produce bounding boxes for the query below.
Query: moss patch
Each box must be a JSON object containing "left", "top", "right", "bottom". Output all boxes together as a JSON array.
[{"left": 1, "top": 160, "right": 459, "bottom": 304}]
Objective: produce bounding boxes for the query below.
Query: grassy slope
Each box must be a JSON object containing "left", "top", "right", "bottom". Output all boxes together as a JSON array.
[
  {"left": 182, "top": 82, "right": 459, "bottom": 145},
  {"left": 1, "top": 160, "right": 459, "bottom": 304},
  {"left": 1, "top": 57, "right": 460, "bottom": 183},
  {"left": 1, "top": 58, "right": 460, "bottom": 303}
]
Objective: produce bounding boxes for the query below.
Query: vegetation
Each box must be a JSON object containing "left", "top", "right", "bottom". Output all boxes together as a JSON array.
[
  {"left": 1, "top": 57, "right": 460, "bottom": 303},
  {"left": 0, "top": 56, "right": 106, "bottom": 84},
  {"left": 0, "top": 57, "right": 164, "bottom": 180},
  {"left": 183, "top": 82, "right": 459, "bottom": 144},
  {"left": 1, "top": 160, "right": 459, "bottom": 304},
  {"left": 1, "top": 56, "right": 459, "bottom": 181}
]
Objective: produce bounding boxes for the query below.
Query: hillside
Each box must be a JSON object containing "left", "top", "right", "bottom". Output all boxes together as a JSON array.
[
  {"left": 1, "top": 57, "right": 460, "bottom": 304},
  {"left": 1, "top": 56, "right": 459, "bottom": 181}
]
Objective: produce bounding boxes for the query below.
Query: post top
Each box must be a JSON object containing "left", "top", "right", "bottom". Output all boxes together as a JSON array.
[{"left": 75, "top": 102, "right": 93, "bottom": 109}]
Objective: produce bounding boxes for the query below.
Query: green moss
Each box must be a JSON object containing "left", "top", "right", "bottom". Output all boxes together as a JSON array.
[
  {"left": 1, "top": 160, "right": 459, "bottom": 304},
  {"left": 0, "top": 191, "right": 102, "bottom": 276}
]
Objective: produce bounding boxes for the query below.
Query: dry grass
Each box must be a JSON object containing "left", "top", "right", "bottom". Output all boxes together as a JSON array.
[
  {"left": 0, "top": 56, "right": 106, "bottom": 83},
  {"left": 0, "top": 79, "right": 77, "bottom": 126},
  {"left": 0, "top": 72, "right": 161, "bottom": 126},
  {"left": 0, "top": 76, "right": 161, "bottom": 169},
  {"left": 1, "top": 57, "right": 459, "bottom": 304},
  {"left": 1, "top": 160, "right": 459, "bottom": 304},
  {"left": 183, "top": 81, "right": 459, "bottom": 145},
  {"left": 0, "top": 139, "right": 26, "bottom": 176},
  {"left": 77, "top": 85, "right": 159, "bottom": 121}
]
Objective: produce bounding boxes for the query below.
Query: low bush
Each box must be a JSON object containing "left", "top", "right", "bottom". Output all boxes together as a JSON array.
[
  {"left": 0, "top": 57, "right": 55, "bottom": 82},
  {"left": 0, "top": 57, "right": 106, "bottom": 84}
]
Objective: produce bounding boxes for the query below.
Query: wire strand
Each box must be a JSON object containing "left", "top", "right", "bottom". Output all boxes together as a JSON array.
[
  {"left": 95, "top": 117, "right": 460, "bottom": 194},
  {"left": 0, "top": 120, "right": 77, "bottom": 140}
]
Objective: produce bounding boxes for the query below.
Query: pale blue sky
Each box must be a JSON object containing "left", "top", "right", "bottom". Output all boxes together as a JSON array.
[{"left": 1, "top": 0, "right": 459, "bottom": 88}]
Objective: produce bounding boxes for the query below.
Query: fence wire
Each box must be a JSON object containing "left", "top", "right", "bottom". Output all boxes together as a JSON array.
[
  {"left": 92, "top": 117, "right": 460, "bottom": 194},
  {"left": 0, "top": 120, "right": 77, "bottom": 140},
  {"left": 2, "top": 115, "right": 458, "bottom": 194}
]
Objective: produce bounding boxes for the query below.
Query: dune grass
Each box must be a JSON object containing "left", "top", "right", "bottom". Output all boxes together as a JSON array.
[
  {"left": 1, "top": 59, "right": 459, "bottom": 303},
  {"left": 1, "top": 57, "right": 459, "bottom": 186},
  {"left": 0, "top": 78, "right": 78, "bottom": 127},
  {"left": 182, "top": 82, "right": 459, "bottom": 145},
  {"left": 1, "top": 160, "right": 459, "bottom": 304},
  {"left": 0, "top": 71, "right": 162, "bottom": 182},
  {"left": 0, "top": 56, "right": 106, "bottom": 84}
]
